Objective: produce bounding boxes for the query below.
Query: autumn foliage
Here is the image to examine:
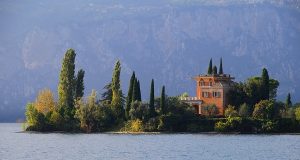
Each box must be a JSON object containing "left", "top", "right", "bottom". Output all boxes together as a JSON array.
[{"left": 34, "top": 88, "right": 56, "bottom": 114}]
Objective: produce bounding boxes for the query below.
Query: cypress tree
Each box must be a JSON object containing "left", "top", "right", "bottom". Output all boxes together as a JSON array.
[
  {"left": 111, "top": 60, "right": 123, "bottom": 118},
  {"left": 286, "top": 93, "right": 292, "bottom": 107},
  {"left": 149, "top": 79, "right": 155, "bottom": 117},
  {"left": 101, "top": 82, "right": 112, "bottom": 104},
  {"left": 219, "top": 58, "right": 223, "bottom": 74},
  {"left": 125, "top": 72, "right": 135, "bottom": 119},
  {"left": 132, "top": 78, "right": 138, "bottom": 102},
  {"left": 261, "top": 68, "right": 270, "bottom": 100},
  {"left": 137, "top": 80, "right": 141, "bottom": 101},
  {"left": 212, "top": 65, "right": 218, "bottom": 75},
  {"left": 160, "top": 86, "right": 166, "bottom": 114},
  {"left": 58, "top": 49, "right": 76, "bottom": 120},
  {"left": 207, "top": 58, "right": 212, "bottom": 74},
  {"left": 75, "top": 69, "right": 85, "bottom": 99}
]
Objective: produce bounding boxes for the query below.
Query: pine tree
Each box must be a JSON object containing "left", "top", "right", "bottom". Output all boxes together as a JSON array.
[
  {"left": 125, "top": 72, "right": 135, "bottom": 119},
  {"left": 160, "top": 86, "right": 166, "bottom": 114},
  {"left": 149, "top": 79, "right": 155, "bottom": 117},
  {"left": 261, "top": 68, "right": 270, "bottom": 100},
  {"left": 58, "top": 49, "right": 76, "bottom": 121},
  {"left": 111, "top": 60, "right": 124, "bottom": 119},
  {"left": 219, "top": 58, "right": 223, "bottom": 74},
  {"left": 207, "top": 58, "right": 212, "bottom": 74},
  {"left": 286, "top": 93, "right": 292, "bottom": 107},
  {"left": 137, "top": 80, "right": 141, "bottom": 101},
  {"left": 212, "top": 65, "right": 218, "bottom": 75},
  {"left": 75, "top": 69, "right": 85, "bottom": 99}
]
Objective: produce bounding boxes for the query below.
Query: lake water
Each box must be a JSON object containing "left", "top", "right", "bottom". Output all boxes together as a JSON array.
[{"left": 0, "top": 123, "right": 300, "bottom": 160}]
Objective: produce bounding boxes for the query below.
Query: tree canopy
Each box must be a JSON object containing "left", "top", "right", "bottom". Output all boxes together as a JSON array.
[
  {"left": 57, "top": 49, "right": 77, "bottom": 127},
  {"left": 111, "top": 60, "right": 124, "bottom": 119},
  {"left": 75, "top": 69, "right": 85, "bottom": 99}
]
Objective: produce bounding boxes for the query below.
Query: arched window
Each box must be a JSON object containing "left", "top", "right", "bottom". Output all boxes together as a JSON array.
[
  {"left": 199, "top": 79, "right": 205, "bottom": 86},
  {"left": 209, "top": 79, "right": 213, "bottom": 86}
]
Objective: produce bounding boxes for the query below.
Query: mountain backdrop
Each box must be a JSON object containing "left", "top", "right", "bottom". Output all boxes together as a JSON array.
[{"left": 0, "top": 0, "right": 300, "bottom": 121}]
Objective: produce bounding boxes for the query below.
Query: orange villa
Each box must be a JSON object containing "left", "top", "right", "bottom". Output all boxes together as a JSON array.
[{"left": 181, "top": 59, "right": 235, "bottom": 116}]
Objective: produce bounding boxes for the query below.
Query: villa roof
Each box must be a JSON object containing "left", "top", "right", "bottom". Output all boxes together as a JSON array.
[{"left": 193, "top": 74, "right": 235, "bottom": 80}]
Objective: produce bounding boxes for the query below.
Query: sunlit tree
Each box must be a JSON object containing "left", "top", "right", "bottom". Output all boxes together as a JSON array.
[
  {"left": 34, "top": 88, "right": 56, "bottom": 115},
  {"left": 111, "top": 60, "right": 124, "bottom": 119},
  {"left": 58, "top": 49, "right": 76, "bottom": 121}
]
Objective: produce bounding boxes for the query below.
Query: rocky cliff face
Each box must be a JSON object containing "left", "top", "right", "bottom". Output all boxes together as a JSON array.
[{"left": 0, "top": 0, "right": 299, "bottom": 121}]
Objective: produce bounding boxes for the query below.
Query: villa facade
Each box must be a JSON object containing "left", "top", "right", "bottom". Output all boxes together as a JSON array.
[{"left": 181, "top": 60, "right": 235, "bottom": 116}]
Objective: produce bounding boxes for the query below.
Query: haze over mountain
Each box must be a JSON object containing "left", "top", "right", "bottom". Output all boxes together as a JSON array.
[{"left": 0, "top": 0, "right": 300, "bottom": 121}]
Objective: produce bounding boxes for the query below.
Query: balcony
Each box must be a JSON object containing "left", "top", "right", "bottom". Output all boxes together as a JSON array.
[{"left": 180, "top": 97, "right": 202, "bottom": 105}]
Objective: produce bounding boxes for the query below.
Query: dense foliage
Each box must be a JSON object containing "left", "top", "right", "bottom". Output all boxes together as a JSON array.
[
  {"left": 110, "top": 60, "right": 124, "bottom": 120},
  {"left": 125, "top": 72, "right": 135, "bottom": 119},
  {"left": 57, "top": 49, "right": 77, "bottom": 130},
  {"left": 75, "top": 90, "right": 114, "bottom": 133},
  {"left": 24, "top": 51, "right": 300, "bottom": 133},
  {"left": 75, "top": 69, "right": 85, "bottom": 99}
]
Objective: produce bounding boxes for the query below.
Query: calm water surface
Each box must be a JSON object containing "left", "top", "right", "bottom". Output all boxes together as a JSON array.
[{"left": 0, "top": 123, "right": 300, "bottom": 160}]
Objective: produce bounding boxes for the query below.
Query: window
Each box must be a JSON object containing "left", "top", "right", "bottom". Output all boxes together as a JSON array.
[
  {"left": 213, "top": 92, "right": 221, "bottom": 98},
  {"left": 200, "top": 81, "right": 205, "bottom": 86},
  {"left": 202, "top": 92, "right": 209, "bottom": 98}
]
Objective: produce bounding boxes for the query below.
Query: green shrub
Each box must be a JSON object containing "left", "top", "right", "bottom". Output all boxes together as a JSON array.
[
  {"left": 129, "top": 101, "right": 148, "bottom": 121},
  {"left": 157, "top": 113, "right": 181, "bottom": 131},
  {"left": 75, "top": 91, "right": 114, "bottom": 133},
  {"left": 261, "top": 120, "right": 278, "bottom": 133},
  {"left": 239, "top": 103, "right": 251, "bottom": 117},
  {"left": 225, "top": 105, "right": 238, "bottom": 118},
  {"left": 215, "top": 121, "right": 227, "bottom": 132},
  {"left": 144, "top": 117, "right": 159, "bottom": 132},
  {"left": 253, "top": 100, "right": 275, "bottom": 119},
  {"left": 25, "top": 103, "right": 48, "bottom": 131},
  {"left": 295, "top": 107, "right": 300, "bottom": 121},
  {"left": 215, "top": 117, "right": 242, "bottom": 132},
  {"left": 48, "top": 110, "right": 64, "bottom": 130}
]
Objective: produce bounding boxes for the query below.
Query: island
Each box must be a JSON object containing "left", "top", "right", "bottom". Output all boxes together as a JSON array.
[{"left": 24, "top": 49, "right": 300, "bottom": 133}]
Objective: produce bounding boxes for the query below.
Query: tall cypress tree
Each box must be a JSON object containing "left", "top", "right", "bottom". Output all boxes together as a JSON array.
[
  {"left": 261, "top": 68, "right": 270, "bottom": 100},
  {"left": 286, "top": 93, "right": 292, "bottom": 107},
  {"left": 58, "top": 49, "right": 76, "bottom": 120},
  {"left": 160, "top": 86, "right": 166, "bottom": 114},
  {"left": 137, "top": 80, "right": 141, "bottom": 101},
  {"left": 111, "top": 60, "right": 123, "bottom": 118},
  {"left": 212, "top": 65, "right": 218, "bottom": 75},
  {"left": 149, "top": 79, "right": 155, "bottom": 117},
  {"left": 125, "top": 72, "right": 135, "bottom": 119},
  {"left": 132, "top": 78, "right": 138, "bottom": 102},
  {"left": 101, "top": 82, "right": 112, "bottom": 104},
  {"left": 207, "top": 58, "right": 213, "bottom": 74},
  {"left": 219, "top": 58, "right": 223, "bottom": 74},
  {"left": 75, "top": 69, "right": 85, "bottom": 99}
]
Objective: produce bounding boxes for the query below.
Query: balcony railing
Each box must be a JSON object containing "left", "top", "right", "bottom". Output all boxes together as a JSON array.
[{"left": 180, "top": 97, "right": 201, "bottom": 101}]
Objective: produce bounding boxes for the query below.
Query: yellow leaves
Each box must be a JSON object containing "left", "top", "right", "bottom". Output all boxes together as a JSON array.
[
  {"left": 122, "top": 119, "right": 144, "bottom": 132},
  {"left": 34, "top": 88, "right": 56, "bottom": 115},
  {"left": 225, "top": 105, "right": 238, "bottom": 118}
]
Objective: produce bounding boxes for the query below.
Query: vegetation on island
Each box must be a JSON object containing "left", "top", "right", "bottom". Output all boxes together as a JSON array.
[{"left": 24, "top": 50, "right": 300, "bottom": 133}]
